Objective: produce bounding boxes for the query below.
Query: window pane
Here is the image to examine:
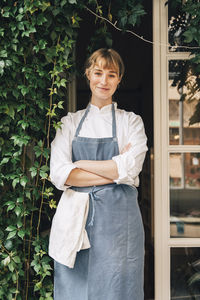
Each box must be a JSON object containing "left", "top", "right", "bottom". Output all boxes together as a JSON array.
[
  {"left": 170, "top": 153, "right": 200, "bottom": 238},
  {"left": 168, "top": 2, "right": 197, "bottom": 52},
  {"left": 168, "top": 1, "right": 187, "bottom": 52},
  {"left": 171, "top": 248, "right": 200, "bottom": 299},
  {"left": 169, "top": 60, "right": 200, "bottom": 145}
]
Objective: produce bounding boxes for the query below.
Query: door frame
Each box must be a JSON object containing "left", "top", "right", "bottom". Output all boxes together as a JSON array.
[{"left": 153, "top": 1, "right": 200, "bottom": 299}]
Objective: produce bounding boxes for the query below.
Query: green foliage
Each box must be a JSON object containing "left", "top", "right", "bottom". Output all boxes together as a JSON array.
[
  {"left": 84, "top": 0, "right": 146, "bottom": 53},
  {"left": 0, "top": 0, "right": 79, "bottom": 298},
  {"left": 0, "top": 0, "right": 147, "bottom": 299}
]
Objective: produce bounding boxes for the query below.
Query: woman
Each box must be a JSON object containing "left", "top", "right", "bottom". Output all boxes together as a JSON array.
[{"left": 50, "top": 48, "right": 148, "bottom": 300}]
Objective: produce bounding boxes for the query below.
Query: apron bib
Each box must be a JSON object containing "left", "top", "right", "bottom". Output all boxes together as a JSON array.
[{"left": 54, "top": 104, "right": 144, "bottom": 300}]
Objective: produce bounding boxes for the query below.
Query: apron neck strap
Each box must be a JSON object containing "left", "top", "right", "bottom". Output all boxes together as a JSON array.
[
  {"left": 75, "top": 102, "right": 117, "bottom": 138},
  {"left": 112, "top": 103, "right": 117, "bottom": 138},
  {"left": 74, "top": 104, "right": 90, "bottom": 137}
]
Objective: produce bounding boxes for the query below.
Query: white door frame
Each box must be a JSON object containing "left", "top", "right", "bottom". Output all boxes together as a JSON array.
[{"left": 153, "top": 1, "right": 200, "bottom": 299}]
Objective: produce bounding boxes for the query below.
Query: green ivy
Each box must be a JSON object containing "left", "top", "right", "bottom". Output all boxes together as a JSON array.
[{"left": 0, "top": 0, "right": 80, "bottom": 298}]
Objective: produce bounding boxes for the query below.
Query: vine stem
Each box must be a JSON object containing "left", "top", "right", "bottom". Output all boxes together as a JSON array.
[
  {"left": 14, "top": 271, "right": 19, "bottom": 300},
  {"left": 37, "top": 178, "right": 46, "bottom": 238},
  {"left": 46, "top": 60, "right": 56, "bottom": 149},
  {"left": 25, "top": 137, "right": 45, "bottom": 300},
  {"left": 37, "top": 35, "right": 61, "bottom": 237},
  {"left": 37, "top": 36, "right": 60, "bottom": 236},
  {"left": 85, "top": 6, "right": 200, "bottom": 50}
]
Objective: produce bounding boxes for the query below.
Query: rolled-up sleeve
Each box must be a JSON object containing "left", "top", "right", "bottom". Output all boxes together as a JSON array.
[
  {"left": 50, "top": 115, "right": 77, "bottom": 191},
  {"left": 112, "top": 113, "right": 148, "bottom": 186}
]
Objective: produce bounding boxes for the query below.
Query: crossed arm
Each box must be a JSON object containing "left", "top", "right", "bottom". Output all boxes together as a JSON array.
[{"left": 65, "top": 143, "right": 131, "bottom": 187}]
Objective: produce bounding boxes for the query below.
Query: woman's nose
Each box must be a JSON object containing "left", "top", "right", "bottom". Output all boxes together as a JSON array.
[{"left": 100, "top": 74, "right": 107, "bottom": 85}]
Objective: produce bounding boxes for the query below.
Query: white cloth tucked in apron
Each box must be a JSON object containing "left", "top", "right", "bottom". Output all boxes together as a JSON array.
[{"left": 49, "top": 188, "right": 90, "bottom": 268}]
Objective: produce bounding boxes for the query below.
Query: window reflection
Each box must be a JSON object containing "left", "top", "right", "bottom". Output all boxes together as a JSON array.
[
  {"left": 169, "top": 60, "right": 200, "bottom": 145},
  {"left": 168, "top": 1, "right": 198, "bottom": 52},
  {"left": 168, "top": 1, "right": 188, "bottom": 52},
  {"left": 170, "top": 153, "right": 200, "bottom": 238},
  {"left": 171, "top": 248, "right": 200, "bottom": 299}
]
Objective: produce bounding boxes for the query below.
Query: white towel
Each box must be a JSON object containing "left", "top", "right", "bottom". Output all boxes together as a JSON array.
[{"left": 49, "top": 188, "right": 90, "bottom": 268}]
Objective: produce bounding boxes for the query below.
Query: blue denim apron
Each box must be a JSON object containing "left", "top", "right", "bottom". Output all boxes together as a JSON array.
[{"left": 54, "top": 104, "right": 144, "bottom": 300}]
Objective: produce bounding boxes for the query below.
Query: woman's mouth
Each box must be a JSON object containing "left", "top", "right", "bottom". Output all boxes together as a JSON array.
[{"left": 97, "top": 87, "right": 109, "bottom": 91}]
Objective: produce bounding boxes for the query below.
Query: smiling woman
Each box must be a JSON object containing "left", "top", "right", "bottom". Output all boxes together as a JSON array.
[{"left": 49, "top": 48, "right": 148, "bottom": 300}]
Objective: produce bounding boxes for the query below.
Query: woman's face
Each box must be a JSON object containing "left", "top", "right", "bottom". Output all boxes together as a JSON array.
[{"left": 87, "top": 61, "right": 120, "bottom": 106}]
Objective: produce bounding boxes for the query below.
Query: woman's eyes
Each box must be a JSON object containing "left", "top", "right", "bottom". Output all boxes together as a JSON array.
[{"left": 94, "top": 72, "right": 116, "bottom": 78}]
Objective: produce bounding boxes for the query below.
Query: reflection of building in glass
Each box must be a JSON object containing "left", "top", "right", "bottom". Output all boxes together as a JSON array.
[
  {"left": 169, "top": 78, "right": 200, "bottom": 145},
  {"left": 170, "top": 153, "right": 200, "bottom": 189},
  {"left": 170, "top": 153, "right": 200, "bottom": 238}
]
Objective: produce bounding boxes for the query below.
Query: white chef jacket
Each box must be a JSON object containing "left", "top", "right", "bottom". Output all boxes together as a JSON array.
[
  {"left": 49, "top": 102, "right": 148, "bottom": 267},
  {"left": 50, "top": 102, "right": 148, "bottom": 190}
]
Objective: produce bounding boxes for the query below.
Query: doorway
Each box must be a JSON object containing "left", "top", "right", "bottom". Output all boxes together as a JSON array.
[{"left": 75, "top": 2, "right": 154, "bottom": 299}]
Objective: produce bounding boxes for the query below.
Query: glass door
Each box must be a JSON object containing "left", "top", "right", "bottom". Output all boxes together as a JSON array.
[{"left": 153, "top": 1, "right": 200, "bottom": 299}]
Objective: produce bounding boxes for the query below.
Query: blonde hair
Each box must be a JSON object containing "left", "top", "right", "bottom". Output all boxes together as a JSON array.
[{"left": 85, "top": 48, "right": 125, "bottom": 80}]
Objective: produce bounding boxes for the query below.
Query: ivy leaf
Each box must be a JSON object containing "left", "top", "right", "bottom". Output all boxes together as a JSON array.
[
  {"left": 18, "top": 120, "right": 29, "bottom": 130},
  {"left": 30, "top": 166, "right": 37, "bottom": 178},
  {"left": 13, "top": 256, "right": 21, "bottom": 264},
  {"left": 8, "top": 262, "right": 15, "bottom": 272},
  {"left": 4, "top": 240, "right": 13, "bottom": 251},
  {"left": 7, "top": 202, "right": 15, "bottom": 211},
  {"left": 120, "top": 15, "right": 127, "bottom": 27},
  {"left": 53, "top": 121, "right": 62, "bottom": 130},
  {"left": 49, "top": 199, "right": 57, "bottom": 209},
  {"left": 15, "top": 206, "right": 22, "bottom": 217},
  {"left": 17, "top": 197, "right": 23, "bottom": 203},
  {"left": 0, "top": 50, "right": 7, "bottom": 58},
  {"left": 0, "top": 60, "right": 5, "bottom": 68},
  {"left": 0, "top": 157, "right": 9, "bottom": 165},
  {"left": 7, "top": 230, "right": 17, "bottom": 239},
  {"left": 128, "top": 14, "right": 137, "bottom": 26},
  {"left": 183, "top": 30, "right": 193, "bottom": 43},
  {"left": 12, "top": 178, "right": 19, "bottom": 189},
  {"left": 6, "top": 225, "right": 17, "bottom": 232},
  {"left": 57, "top": 101, "right": 64, "bottom": 109},
  {"left": 20, "top": 176, "right": 28, "bottom": 187},
  {"left": 17, "top": 220, "right": 23, "bottom": 228},
  {"left": 34, "top": 280, "right": 42, "bottom": 291},
  {"left": 18, "top": 230, "right": 25, "bottom": 239},
  {"left": 61, "top": 0, "right": 67, "bottom": 7},
  {"left": 18, "top": 22, "right": 25, "bottom": 31},
  {"left": 68, "top": 0, "right": 77, "bottom": 4},
  {"left": 40, "top": 1, "right": 51, "bottom": 12},
  {"left": 39, "top": 170, "right": 48, "bottom": 180},
  {"left": 3, "top": 256, "right": 11, "bottom": 266}
]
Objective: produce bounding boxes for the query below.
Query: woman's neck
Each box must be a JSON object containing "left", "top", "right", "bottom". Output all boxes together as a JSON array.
[{"left": 90, "top": 97, "right": 112, "bottom": 109}]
